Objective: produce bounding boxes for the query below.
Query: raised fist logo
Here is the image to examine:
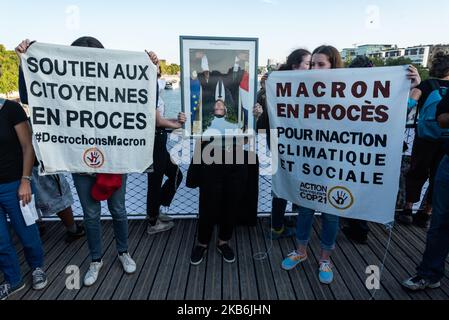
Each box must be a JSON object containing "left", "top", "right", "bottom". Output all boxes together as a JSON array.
[
  {"left": 328, "top": 187, "right": 354, "bottom": 211},
  {"left": 83, "top": 148, "right": 105, "bottom": 169}
]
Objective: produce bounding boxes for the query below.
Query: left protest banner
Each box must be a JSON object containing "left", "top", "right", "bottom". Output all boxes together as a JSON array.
[{"left": 21, "top": 42, "right": 157, "bottom": 174}]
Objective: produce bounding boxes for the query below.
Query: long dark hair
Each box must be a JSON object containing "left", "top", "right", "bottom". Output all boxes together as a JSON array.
[
  {"left": 312, "top": 45, "right": 344, "bottom": 69},
  {"left": 429, "top": 52, "right": 449, "bottom": 79},
  {"left": 278, "top": 49, "right": 311, "bottom": 71}
]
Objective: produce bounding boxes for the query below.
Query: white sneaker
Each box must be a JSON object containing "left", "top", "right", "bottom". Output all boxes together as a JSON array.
[
  {"left": 147, "top": 219, "right": 175, "bottom": 235},
  {"left": 159, "top": 207, "right": 173, "bottom": 222},
  {"left": 84, "top": 261, "right": 103, "bottom": 287},
  {"left": 118, "top": 252, "right": 136, "bottom": 274}
]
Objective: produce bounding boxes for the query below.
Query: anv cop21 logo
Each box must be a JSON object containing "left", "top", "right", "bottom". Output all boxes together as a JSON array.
[
  {"left": 83, "top": 147, "right": 105, "bottom": 169},
  {"left": 327, "top": 186, "right": 354, "bottom": 210}
]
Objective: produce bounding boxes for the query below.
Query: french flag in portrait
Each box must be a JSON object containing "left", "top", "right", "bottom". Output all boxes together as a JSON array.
[{"left": 239, "top": 70, "right": 250, "bottom": 128}]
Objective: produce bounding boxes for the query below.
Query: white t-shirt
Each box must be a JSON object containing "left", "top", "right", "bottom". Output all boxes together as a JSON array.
[{"left": 157, "top": 79, "right": 166, "bottom": 116}]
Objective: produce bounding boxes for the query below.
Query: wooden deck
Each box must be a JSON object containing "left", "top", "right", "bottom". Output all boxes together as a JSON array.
[{"left": 4, "top": 218, "right": 449, "bottom": 300}]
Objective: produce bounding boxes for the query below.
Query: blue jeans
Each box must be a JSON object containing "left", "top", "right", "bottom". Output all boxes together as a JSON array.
[
  {"left": 0, "top": 180, "right": 44, "bottom": 287},
  {"left": 72, "top": 174, "right": 129, "bottom": 261},
  {"left": 296, "top": 206, "right": 340, "bottom": 251},
  {"left": 417, "top": 155, "right": 449, "bottom": 282}
]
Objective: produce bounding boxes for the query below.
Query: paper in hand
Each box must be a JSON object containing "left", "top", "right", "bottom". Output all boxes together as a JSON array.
[{"left": 20, "top": 195, "right": 39, "bottom": 226}]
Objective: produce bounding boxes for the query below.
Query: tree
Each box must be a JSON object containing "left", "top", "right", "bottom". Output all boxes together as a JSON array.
[
  {"left": 0, "top": 44, "right": 20, "bottom": 96},
  {"left": 385, "top": 57, "right": 414, "bottom": 66},
  {"left": 159, "top": 60, "right": 180, "bottom": 75},
  {"left": 385, "top": 57, "right": 429, "bottom": 81},
  {"left": 346, "top": 55, "right": 429, "bottom": 81},
  {"left": 371, "top": 57, "right": 385, "bottom": 67}
]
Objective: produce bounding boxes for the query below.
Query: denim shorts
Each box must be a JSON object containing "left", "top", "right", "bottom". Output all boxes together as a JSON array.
[{"left": 32, "top": 167, "right": 74, "bottom": 217}]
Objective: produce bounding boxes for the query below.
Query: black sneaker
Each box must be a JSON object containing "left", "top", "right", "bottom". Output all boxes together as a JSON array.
[
  {"left": 217, "top": 243, "right": 236, "bottom": 263},
  {"left": 402, "top": 275, "right": 440, "bottom": 291},
  {"left": 396, "top": 209, "right": 413, "bottom": 225},
  {"left": 65, "top": 224, "right": 86, "bottom": 243},
  {"left": 0, "top": 282, "right": 26, "bottom": 300},
  {"left": 190, "top": 245, "right": 207, "bottom": 266},
  {"left": 413, "top": 210, "right": 431, "bottom": 229},
  {"left": 342, "top": 226, "right": 368, "bottom": 244},
  {"left": 32, "top": 268, "right": 48, "bottom": 290}
]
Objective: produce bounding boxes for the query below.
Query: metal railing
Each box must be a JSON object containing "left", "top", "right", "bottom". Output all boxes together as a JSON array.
[{"left": 62, "top": 128, "right": 426, "bottom": 220}]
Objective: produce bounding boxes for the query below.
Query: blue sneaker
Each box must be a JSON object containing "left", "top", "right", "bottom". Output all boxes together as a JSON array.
[
  {"left": 318, "top": 261, "right": 334, "bottom": 284},
  {"left": 281, "top": 250, "right": 307, "bottom": 270}
]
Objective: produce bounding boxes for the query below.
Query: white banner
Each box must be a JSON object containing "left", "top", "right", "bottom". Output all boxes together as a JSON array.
[
  {"left": 267, "top": 66, "right": 410, "bottom": 224},
  {"left": 21, "top": 43, "right": 156, "bottom": 174}
]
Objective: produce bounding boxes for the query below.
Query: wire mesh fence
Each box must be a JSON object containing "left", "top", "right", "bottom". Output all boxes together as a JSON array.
[{"left": 66, "top": 138, "right": 276, "bottom": 219}]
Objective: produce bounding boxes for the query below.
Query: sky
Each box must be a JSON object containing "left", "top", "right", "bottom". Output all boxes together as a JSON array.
[{"left": 2, "top": 0, "right": 449, "bottom": 65}]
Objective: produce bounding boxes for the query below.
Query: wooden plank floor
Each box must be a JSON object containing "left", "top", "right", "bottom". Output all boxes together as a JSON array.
[{"left": 3, "top": 218, "right": 449, "bottom": 300}]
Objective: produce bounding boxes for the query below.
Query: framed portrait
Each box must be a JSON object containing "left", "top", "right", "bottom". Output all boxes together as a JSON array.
[{"left": 180, "top": 36, "right": 258, "bottom": 138}]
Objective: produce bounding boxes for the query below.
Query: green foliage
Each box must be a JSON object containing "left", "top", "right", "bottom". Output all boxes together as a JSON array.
[
  {"left": 384, "top": 57, "right": 413, "bottom": 66},
  {"left": 371, "top": 57, "right": 386, "bottom": 67},
  {"left": 385, "top": 57, "right": 429, "bottom": 81},
  {"left": 160, "top": 60, "right": 180, "bottom": 75},
  {"left": 345, "top": 55, "right": 429, "bottom": 81},
  {"left": 0, "top": 45, "right": 19, "bottom": 95},
  {"left": 417, "top": 67, "right": 429, "bottom": 81}
]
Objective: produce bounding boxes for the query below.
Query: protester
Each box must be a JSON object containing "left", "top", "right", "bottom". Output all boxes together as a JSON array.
[
  {"left": 342, "top": 56, "right": 421, "bottom": 244},
  {"left": 0, "top": 63, "right": 47, "bottom": 299},
  {"left": 16, "top": 48, "right": 85, "bottom": 243},
  {"left": 339, "top": 55, "right": 374, "bottom": 244},
  {"left": 280, "top": 46, "right": 422, "bottom": 284},
  {"left": 14, "top": 37, "right": 162, "bottom": 286},
  {"left": 398, "top": 52, "right": 449, "bottom": 228},
  {"left": 253, "top": 49, "right": 311, "bottom": 240},
  {"left": 277, "top": 45, "right": 343, "bottom": 284},
  {"left": 187, "top": 134, "right": 254, "bottom": 265},
  {"left": 402, "top": 89, "right": 449, "bottom": 291},
  {"left": 146, "top": 66, "right": 186, "bottom": 235}
]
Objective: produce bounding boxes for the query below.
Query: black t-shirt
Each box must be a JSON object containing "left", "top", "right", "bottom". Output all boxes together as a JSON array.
[
  {"left": 437, "top": 91, "right": 449, "bottom": 156},
  {"left": 416, "top": 79, "right": 449, "bottom": 110},
  {"left": 0, "top": 100, "right": 28, "bottom": 183}
]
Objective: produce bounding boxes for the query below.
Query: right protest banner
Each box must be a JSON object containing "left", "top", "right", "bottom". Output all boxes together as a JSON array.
[{"left": 266, "top": 66, "right": 410, "bottom": 224}]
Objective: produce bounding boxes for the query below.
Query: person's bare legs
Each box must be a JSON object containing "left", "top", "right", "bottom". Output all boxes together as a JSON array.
[
  {"left": 57, "top": 207, "right": 77, "bottom": 232},
  {"left": 405, "top": 202, "right": 414, "bottom": 210},
  {"left": 57, "top": 207, "right": 84, "bottom": 242},
  {"left": 424, "top": 202, "right": 433, "bottom": 216},
  {"left": 320, "top": 250, "right": 332, "bottom": 262},
  {"left": 297, "top": 244, "right": 307, "bottom": 256}
]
